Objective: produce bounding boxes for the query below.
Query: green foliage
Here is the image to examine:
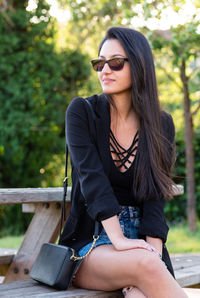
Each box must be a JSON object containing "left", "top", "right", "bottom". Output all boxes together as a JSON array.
[
  {"left": 165, "top": 130, "right": 200, "bottom": 223},
  {"left": 0, "top": 205, "right": 33, "bottom": 237},
  {"left": 150, "top": 22, "right": 200, "bottom": 68},
  {"left": 0, "top": 1, "right": 90, "bottom": 236},
  {"left": 167, "top": 221, "right": 200, "bottom": 253},
  {"left": 0, "top": 1, "right": 90, "bottom": 188},
  {"left": 0, "top": 235, "right": 23, "bottom": 249},
  {"left": 1, "top": 0, "right": 200, "bottom": 235}
]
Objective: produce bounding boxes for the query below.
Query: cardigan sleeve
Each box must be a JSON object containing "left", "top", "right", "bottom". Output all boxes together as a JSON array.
[
  {"left": 138, "top": 112, "right": 175, "bottom": 243},
  {"left": 66, "top": 97, "right": 121, "bottom": 222},
  {"left": 138, "top": 199, "right": 169, "bottom": 242}
]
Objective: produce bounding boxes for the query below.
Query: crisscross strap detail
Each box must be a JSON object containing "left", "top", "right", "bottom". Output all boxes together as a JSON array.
[{"left": 110, "top": 129, "right": 139, "bottom": 171}]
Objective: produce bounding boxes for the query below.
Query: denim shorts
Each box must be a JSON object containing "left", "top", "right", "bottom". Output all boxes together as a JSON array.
[{"left": 78, "top": 206, "right": 140, "bottom": 257}]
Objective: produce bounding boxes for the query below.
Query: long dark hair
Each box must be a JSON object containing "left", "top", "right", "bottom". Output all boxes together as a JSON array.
[{"left": 99, "top": 27, "right": 176, "bottom": 201}]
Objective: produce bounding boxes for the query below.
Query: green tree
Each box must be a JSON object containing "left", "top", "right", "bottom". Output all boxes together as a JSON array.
[
  {"left": 149, "top": 23, "right": 200, "bottom": 231},
  {"left": 0, "top": 0, "right": 90, "bottom": 188},
  {"left": 0, "top": 0, "right": 91, "bottom": 236}
]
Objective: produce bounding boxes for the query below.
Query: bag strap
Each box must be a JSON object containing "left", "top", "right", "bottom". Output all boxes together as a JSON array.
[
  {"left": 59, "top": 98, "right": 101, "bottom": 259},
  {"left": 59, "top": 144, "right": 68, "bottom": 236}
]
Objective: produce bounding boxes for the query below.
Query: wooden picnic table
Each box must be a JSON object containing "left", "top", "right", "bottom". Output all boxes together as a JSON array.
[
  {"left": 0, "top": 185, "right": 183, "bottom": 283},
  {"left": 1, "top": 186, "right": 200, "bottom": 297}
]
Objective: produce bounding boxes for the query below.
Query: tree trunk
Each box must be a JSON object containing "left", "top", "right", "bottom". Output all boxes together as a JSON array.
[{"left": 180, "top": 59, "right": 196, "bottom": 231}]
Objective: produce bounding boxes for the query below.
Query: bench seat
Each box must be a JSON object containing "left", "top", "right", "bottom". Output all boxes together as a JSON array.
[
  {"left": 0, "top": 279, "right": 123, "bottom": 297},
  {"left": 172, "top": 254, "right": 200, "bottom": 287},
  {"left": 0, "top": 279, "right": 200, "bottom": 298}
]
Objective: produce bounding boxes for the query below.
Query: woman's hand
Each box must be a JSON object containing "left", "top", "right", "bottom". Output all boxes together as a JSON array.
[
  {"left": 113, "top": 235, "right": 155, "bottom": 253},
  {"left": 102, "top": 215, "right": 162, "bottom": 256}
]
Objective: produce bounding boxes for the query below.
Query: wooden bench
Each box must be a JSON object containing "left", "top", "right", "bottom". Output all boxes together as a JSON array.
[
  {"left": 1, "top": 185, "right": 199, "bottom": 297},
  {"left": 172, "top": 254, "right": 200, "bottom": 287},
  {"left": 0, "top": 187, "right": 70, "bottom": 282},
  {"left": 0, "top": 279, "right": 199, "bottom": 298}
]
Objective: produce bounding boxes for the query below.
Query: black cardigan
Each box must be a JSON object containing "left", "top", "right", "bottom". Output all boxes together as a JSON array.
[{"left": 59, "top": 94, "right": 175, "bottom": 276}]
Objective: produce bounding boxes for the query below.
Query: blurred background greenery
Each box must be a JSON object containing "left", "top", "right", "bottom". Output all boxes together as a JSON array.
[{"left": 0, "top": 0, "right": 200, "bottom": 240}]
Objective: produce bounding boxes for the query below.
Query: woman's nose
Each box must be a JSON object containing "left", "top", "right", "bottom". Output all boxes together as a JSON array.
[{"left": 101, "top": 62, "right": 112, "bottom": 73}]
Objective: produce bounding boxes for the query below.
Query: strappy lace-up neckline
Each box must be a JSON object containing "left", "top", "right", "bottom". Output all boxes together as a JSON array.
[{"left": 110, "top": 129, "right": 139, "bottom": 173}]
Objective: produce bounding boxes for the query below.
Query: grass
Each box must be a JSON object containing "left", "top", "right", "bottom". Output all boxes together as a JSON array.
[
  {"left": 0, "top": 222, "right": 200, "bottom": 254},
  {"left": 167, "top": 221, "right": 200, "bottom": 254},
  {"left": 0, "top": 235, "right": 24, "bottom": 249}
]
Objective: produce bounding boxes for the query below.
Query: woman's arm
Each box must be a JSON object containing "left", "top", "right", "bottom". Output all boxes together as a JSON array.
[
  {"left": 146, "top": 236, "right": 162, "bottom": 257},
  {"left": 66, "top": 97, "right": 121, "bottom": 221},
  {"left": 102, "top": 215, "right": 155, "bottom": 252}
]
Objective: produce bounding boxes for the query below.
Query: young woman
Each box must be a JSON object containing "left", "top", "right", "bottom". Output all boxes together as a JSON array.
[{"left": 59, "top": 27, "right": 187, "bottom": 297}]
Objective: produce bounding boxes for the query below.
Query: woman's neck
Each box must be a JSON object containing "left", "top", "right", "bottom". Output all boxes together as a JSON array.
[
  {"left": 109, "top": 92, "right": 140, "bottom": 131},
  {"left": 110, "top": 92, "right": 138, "bottom": 120},
  {"left": 111, "top": 93, "right": 132, "bottom": 117}
]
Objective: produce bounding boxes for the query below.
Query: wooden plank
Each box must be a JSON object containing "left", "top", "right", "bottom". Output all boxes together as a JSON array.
[
  {"left": 0, "top": 187, "right": 71, "bottom": 204},
  {"left": 171, "top": 254, "right": 200, "bottom": 287},
  {"left": 4, "top": 202, "right": 70, "bottom": 283},
  {"left": 1, "top": 279, "right": 200, "bottom": 298},
  {"left": 0, "top": 279, "right": 123, "bottom": 297},
  {"left": 22, "top": 203, "right": 36, "bottom": 213},
  {"left": 30, "top": 290, "right": 123, "bottom": 298},
  {"left": 174, "top": 264, "right": 200, "bottom": 287},
  {"left": 172, "top": 254, "right": 200, "bottom": 271},
  {"left": 0, "top": 249, "right": 17, "bottom": 265},
  {"left": 0, "top": 184, "right": 184, "bottom": 205}
]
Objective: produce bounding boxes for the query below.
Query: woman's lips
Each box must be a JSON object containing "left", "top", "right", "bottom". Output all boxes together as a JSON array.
[{"left": 103, "top": 78, "right": 115, "bottom": 84}]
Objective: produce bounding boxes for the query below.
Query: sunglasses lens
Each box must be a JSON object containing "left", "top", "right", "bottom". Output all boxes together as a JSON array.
[
  {"left": 91, "top": 58, "right": 127, "bottom": 72},
  {"left": 109, "top": 58, "right": 124, "bottom": 71},
  {"left": 91, "top": 60, "right": 105, "bottom": 72}
]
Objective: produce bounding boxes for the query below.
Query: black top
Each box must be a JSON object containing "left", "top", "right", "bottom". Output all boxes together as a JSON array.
[
  {"left": 59, "top": 94, "right": 175, "bottom": 276},
  {"left": 109, "top": 129, "right": 140, "bottom": 206}
]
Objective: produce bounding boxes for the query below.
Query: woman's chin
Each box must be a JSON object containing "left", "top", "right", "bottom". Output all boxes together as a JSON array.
[{"left": 101, "top": 87, "right": 116, "bottom": 94}]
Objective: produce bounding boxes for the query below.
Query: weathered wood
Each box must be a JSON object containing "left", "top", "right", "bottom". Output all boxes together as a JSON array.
[
  {"left": 0, "top": 279, "right": 199, "bottom": 298},
  {"left": 22, "top": 203, "right": 36, "bottom": 213},
  {"left": 0, "top": 279, "right": 123, "bottom": 297},
  {"left": 4, "top": 202, "right": 70, "bottom": 283},
  {"left": 0, "top": 187, "right": 71, "bottom": 204},
  {"left": 172, "top": 254, "right": 200, "bottom": 271},
  {"left": 0, "top": 185, "right": 184, "bottom": 205},
  {"left": 171, "top": 254, "right": 200, "bottom": 288},
  {"left": 175, "top": 265, "right": 200, "bottom": 288},
  {"left": 0, "top": 249, "right": 17, "bottom": 265}
]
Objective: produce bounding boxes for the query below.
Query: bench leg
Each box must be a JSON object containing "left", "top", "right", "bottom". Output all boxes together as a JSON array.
[{"left": 4, "top": 202, "right": 70, "bottom": 283}]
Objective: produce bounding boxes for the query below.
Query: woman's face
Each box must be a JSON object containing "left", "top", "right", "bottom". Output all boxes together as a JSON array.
[{"left": 98, "top": 39, "right": 132, "bottom": 96}]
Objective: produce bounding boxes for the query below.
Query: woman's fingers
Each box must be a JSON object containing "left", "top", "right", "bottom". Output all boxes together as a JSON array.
[
  {"left": 134, "top": 240, "right": 154, "bottom": 252},
  {"left": 114, "top": 238, "right": 162, "bottom": 259},
  {"left": 114, "top": 238, "right": 153, "bottom": 251}
]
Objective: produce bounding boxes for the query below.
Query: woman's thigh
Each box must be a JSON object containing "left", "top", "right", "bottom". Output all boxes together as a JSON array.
[{"left": 73, "top": 244, "right": 160, "bottom": 291}]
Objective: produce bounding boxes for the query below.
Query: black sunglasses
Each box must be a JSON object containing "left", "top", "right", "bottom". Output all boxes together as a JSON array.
[{"left": 91, "top": 57, "right": 129, "bottom": 72}]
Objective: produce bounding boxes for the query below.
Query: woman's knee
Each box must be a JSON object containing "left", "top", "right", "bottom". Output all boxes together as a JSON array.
[{"left": 133, "top": 251, "right": 163, "bottom": 282}]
